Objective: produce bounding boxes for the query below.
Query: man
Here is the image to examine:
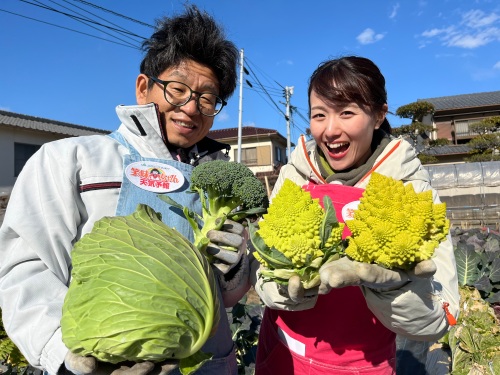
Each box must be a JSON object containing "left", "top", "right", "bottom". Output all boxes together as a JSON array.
[{"left": 0, "top": 6, "right": 248, "bottom": 375}]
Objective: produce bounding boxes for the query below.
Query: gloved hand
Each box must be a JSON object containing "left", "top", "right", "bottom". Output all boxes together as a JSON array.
[
  {"left": 252, "top": 265, "right": 318, "bottom": 311},
  {"left": 64, "top": 352, "right": 97, "bottom": 375},
  {"left": 206, "top": 219, "right": 248, "bottom": 275},
  {"left": 318, "top": 257, "right": 437, "bottom": 295},
  {"left": 111, "top": 361, "right": 179, "bottom": 375},
  {"left": 64, "top": 352, "right": 178, "bottom": 375}
]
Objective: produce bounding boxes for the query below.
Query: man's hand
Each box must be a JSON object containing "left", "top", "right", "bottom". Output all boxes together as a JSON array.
[
  {"left": 64, "top": 352, "right": 97, "bottom": 375},
  {"left": 63, "top": 352, "right": 178, "bottom": 375},
  {"left": 206, "top": 219, "right": 248, "bottom": 275},
  {"left": 318, "top": 257, "right": 437, "bottom": 294}
]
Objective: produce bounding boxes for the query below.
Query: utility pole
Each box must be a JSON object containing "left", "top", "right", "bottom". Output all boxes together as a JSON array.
[
  {"left": 237, "top": 49, "right": 244, "bottom": 163},
  {"left": 284, "top": 86, "right": 294, "bottom": 160}
]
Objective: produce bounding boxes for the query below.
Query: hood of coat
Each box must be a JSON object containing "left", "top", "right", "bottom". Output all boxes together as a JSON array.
[{"left": 289, "top": 135, "right": 431, "bottom": 190}]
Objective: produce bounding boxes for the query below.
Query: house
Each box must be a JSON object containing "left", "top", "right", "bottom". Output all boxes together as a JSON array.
[
  {"left": 0, "top": 110, "right": 109, "bottom": 191},
  {"left": 208, "top": 126, "right": 291, "bottom": 194},
  {"left": 418, "top": 90, "right": 500, "bottom": 163}
]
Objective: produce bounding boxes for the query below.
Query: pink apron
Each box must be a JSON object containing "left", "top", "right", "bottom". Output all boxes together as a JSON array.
[{"left": 255, "top": 184, "right": 396, "bottom": 375}]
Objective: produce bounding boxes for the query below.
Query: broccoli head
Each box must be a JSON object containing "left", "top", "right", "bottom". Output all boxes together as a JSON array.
[{"left": 159, "top": 160, "right": 268, "bottom": 254}]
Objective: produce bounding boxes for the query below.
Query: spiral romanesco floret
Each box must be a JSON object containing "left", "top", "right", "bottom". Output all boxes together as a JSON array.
[
  {"left": 345, "top": 172, "right": 449, "bottom": 269},
  {"left": 250, "top": 179, "right": 344, "bottom": 288}
]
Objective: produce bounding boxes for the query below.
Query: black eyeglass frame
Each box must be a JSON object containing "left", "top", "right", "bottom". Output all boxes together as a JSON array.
[{"left": 148, "top": 76, "right": 227, "bottom": 117}]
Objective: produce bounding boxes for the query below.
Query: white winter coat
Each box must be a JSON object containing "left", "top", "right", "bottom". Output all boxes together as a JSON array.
[{"left": 0, "top": 104, "right": 240, "bottom": 374}]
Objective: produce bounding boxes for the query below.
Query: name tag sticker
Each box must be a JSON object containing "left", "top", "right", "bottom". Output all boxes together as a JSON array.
[
  {"left": 341, "top": 200, "right": 360, "bottom": 222},
  {"left": 125, "top": 161, "right": 185, "bottom": 193}
]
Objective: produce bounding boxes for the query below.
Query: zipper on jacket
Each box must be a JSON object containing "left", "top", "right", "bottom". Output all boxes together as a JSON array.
[
  {"left": 441, "top": 300, "right": 457, "bottom": 326},
  {"left": 80, "top": 182, "right": 122, "bottom": 192}
]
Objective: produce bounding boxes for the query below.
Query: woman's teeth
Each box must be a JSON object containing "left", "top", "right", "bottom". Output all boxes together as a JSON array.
[{"left": 327, "top": 142, "right": 348, "bottom": 150}]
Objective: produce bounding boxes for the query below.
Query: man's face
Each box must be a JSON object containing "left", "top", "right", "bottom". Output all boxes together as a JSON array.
[{"left": 136, "top": 60, "right": 220, "bottom": 149}]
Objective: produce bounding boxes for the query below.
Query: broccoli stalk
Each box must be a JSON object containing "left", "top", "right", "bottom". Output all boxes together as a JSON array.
[{"left": 159, "top": 160, "right": 268, "bottom": 255}]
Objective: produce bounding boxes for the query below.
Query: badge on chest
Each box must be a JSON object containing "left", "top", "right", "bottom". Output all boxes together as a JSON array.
[{"left": 125, "top": 161, "right": 185, "bottom": 193}]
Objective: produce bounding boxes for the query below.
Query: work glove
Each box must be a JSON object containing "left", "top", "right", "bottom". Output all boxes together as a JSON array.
[
  {"left": 252, "top": 264, "right": 318, "bottom": 311},
  {"left": 63, "top": 352, "right": 178, "bottom": 375},
  {"left": 206, "top": 219, "right": 248, "bottom": 275},
  {"left": 111, "top": 361, "right": 179, "bottom": 375},
  {"left": 318, "top": 257, "right": 437, "bottom": 295}
]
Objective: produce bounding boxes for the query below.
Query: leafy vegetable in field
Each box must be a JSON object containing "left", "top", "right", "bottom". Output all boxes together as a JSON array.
[
  {"left": 0, "top": 312, "right": 29, "bottom": 371},
  {"left": 345, "top": 172, "right": 450, "bottom": 269},
  {"left": 250, "top": 179, "right": 345, "bottom": 289},
  {"left": 61, "top": 204, "right": 219, "bottom": 375},
  {"left": 439, "top": 228, "right": 500, "bottom": 375},
  {"left": 159, "top": 160, "right": 268, "bottom": 259}
]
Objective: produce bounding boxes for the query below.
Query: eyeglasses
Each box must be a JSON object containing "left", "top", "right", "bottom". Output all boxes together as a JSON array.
[{"left": 148, "top": 76, "right": 226, "bottom": 117}]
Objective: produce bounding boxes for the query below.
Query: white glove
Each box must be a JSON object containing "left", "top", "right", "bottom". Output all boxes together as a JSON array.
[
  {"left": 206, "top": 220, "right": 248, "bottom": 275},
  {"left": 318, "top": 257, "right": 437, "bottom": 294},
  {"left": 63, "top": 352, "right": 178, "bottom": 375},
  {"left": 252, "top": 267, "right": 318, "bottom": 311},
  {"left": 64, "top": 352, "right": 97, "bottom": 375}
]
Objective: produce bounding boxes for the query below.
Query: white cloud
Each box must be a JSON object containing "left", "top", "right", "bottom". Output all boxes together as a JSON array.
[
  {"left": 446, "top": 28, "right": 499, "bottom": 48},
  {"left": 356, "top": 28, "right": 385, "bottom": 44},
  {"left": 420, "top": 9, "right": 500, "bottom": 49},
  {"left": 389, "top": 3, "right": 400, "bottom": 19},
  {"left": 216, "top": 110, "right": 229, "bottom": 122},
  {"left": 421, "top": 27, "right": 450, "bottom": 38},
  {"left": 494, "top": 61, "right": 500, "bottom": 69},
  {"left": 462, "top": 9, "right": 499, "bottom": 28},
  {"left": 276, "top": 59, "right": 294, "bottom": 66}
]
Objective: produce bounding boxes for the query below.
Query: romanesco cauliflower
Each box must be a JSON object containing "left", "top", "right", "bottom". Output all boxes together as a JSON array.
[
  {"left": 250, "top": 179, "right": 344, "bottom": 289},
  {"left": 345, "top": 172, "right": 449, "bottom": 269}
]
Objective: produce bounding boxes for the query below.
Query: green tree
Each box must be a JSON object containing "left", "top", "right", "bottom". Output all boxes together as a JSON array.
[
  {"left": 394, "top": 101, "right": 435, "bottom": 158},
  {"left": 465, "top": 116, "right": 500, "bottom": 162}
]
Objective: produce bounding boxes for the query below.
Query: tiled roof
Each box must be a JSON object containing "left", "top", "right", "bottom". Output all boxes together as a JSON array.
[
  {"left": 209, "top": 126, "right": 283, "bottom": 140},
  {"left": 0, "top": 110, "right": 109, "bottom": 136},
  {"left": 417, "top": 91, "right": 500, "bottom": 111},
  {"left": 422, "top": 144, "right": 471, "bottom": 156}
]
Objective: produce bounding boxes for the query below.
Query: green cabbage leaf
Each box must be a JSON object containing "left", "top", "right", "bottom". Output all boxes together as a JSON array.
[{"left": 61, "top": 204, "right": 219, "bottom": 374}]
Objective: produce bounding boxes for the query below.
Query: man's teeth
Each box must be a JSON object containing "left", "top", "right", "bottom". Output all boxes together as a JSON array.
[
  {"left": 327, "top": 142, "right": 348, "bottom": 149},
  {"left": 176, "top": 121, "right": 194, "bottom": 129}
]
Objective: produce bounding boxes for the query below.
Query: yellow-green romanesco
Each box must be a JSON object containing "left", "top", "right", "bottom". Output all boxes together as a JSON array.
[
  {"left": 345, "top": 172, "right": 449, "bottom": 269},
  {"left": 250, "top": 179, "right": 344, "bottom": 288}
]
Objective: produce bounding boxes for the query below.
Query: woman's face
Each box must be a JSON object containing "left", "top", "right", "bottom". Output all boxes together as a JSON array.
[{"left": 309, "top": 90, "right": 386, "bottom": 172}]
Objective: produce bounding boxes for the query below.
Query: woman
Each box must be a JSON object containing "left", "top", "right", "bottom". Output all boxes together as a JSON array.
[{"left": 252, "top": 56, "right": 459, "bottom": 374}]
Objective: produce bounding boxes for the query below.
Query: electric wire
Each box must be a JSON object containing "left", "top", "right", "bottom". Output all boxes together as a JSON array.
[
  {"left": 70, "top": 0, "right": 155, "bottom": 28},
  {"left": 59, "top": 0, "right": 144, "bottom": 42},
  {"left": 0, "top": 8, "right": 140, "bottom": 49},
  {"left": 30, "top": 0, "right": 141, "bottom": 48}
]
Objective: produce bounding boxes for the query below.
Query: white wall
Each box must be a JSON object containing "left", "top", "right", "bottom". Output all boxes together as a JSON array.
[{"left": 0, "top": 126, "right": 68, "bottom": 189}]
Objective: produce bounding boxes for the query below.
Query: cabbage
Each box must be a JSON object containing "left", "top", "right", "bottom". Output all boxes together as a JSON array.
[{"left": 61, "top": 204, "right": 219, "bottom": 373}]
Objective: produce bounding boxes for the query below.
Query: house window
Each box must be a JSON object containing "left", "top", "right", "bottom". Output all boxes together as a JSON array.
[
  {"left": 241, "top": 147, "right": 257, "bottom": 166},
  {"left": 275, "top": 146, "right": 285, "bottom": 163},
  {"left": 14, "top": 143, "right": 41, "bottom": 176},
  {"left": 454, "top": 120, "right": 481, "bottom": 137}
]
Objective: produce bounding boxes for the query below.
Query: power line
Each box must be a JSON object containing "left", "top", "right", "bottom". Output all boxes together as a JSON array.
[
  {"left": 24, "top": 0, "right": 146, "bottom": 39},
  {"left": 30, "top": 0, "right": 141, "bottom": 48},
  {"left": 0, "top": 8, "right": 140, "bottom": 49},
  {"left": 70, "top": 0, "right": 155, "bottom": 28},
  {"left": 59, "top": 0, "right": 143, "bottom": 41}
]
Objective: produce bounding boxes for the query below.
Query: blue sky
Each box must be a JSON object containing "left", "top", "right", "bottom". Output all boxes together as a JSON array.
[{"left": 1, "top": 0, "right": 499, "bottom": 144}]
